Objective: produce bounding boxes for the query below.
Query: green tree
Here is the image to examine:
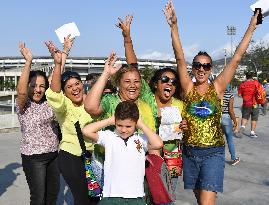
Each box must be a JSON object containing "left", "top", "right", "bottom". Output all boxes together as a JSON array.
[
  {"left": 241, "top": 40, "right": 269, "bottom": 81},
  {"left": 139, "top": 65, "right": 156, "bottom": 83}
]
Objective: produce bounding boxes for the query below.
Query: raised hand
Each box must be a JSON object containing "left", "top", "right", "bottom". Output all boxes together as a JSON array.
[
  {"left": 63, "top": 34, "right": 74, "bottom": 55},
  {"left": 116, "top": 15, "right": 133, "bottom": 38},
  {"left": 163, "top": 0, "right": 177, "bottom": 27},
  {"left": 19, "top": 42, "right": 33, "bottom": 62},
  {"left": 249, "top": 9, "right": 260, "bottom": 30},
  {"left": 103, "top": 52, "right": 121, "bottom": 76},
  {"left": 45, "top": 40, "right": 62, "bottom": 65}
]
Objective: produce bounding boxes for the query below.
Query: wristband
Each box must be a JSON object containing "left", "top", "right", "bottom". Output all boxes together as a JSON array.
[{"left": 62, "top": 51, "right": 69, "bottom": 56}]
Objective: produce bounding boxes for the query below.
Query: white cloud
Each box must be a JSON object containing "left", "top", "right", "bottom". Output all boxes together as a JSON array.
[
  {"left": 138, "top": 32, "right": 269, "bottom": 63},
  {"left": 138, "top": 43, "right": 200, "bottom": 62},
  {"left": 209, "top": 32, "right": 269, "bottom": 61},
  {"left": 262, "top": 32, "right": 269, "bottom": 43},
  {"left": 139, "top": 50, "right": 173, "bottom": 61},
  {"left": 182, "top": 44, "right": 200, "bottom": 62}
]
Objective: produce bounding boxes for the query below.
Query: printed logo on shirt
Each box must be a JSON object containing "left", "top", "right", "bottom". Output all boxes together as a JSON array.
[{"left": 134, "top": 139, "right": 143, "bottom": 153}]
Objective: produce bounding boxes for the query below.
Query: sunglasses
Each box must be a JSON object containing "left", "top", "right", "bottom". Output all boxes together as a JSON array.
[
  {"left": 192, "top": 62, "right": 212, "bottom": 71},
  {"left": 158, "top": 76, "right": 177, "bottom": 86}
]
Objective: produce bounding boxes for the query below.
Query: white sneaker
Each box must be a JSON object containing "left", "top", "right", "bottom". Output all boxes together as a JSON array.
[{"left": 250, "top": 133, "right": 258, "bottom": 138}]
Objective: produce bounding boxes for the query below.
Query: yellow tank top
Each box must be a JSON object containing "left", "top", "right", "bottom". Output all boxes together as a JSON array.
[{"left": 182, "top": 84, "right": 224, "bottom": 146}]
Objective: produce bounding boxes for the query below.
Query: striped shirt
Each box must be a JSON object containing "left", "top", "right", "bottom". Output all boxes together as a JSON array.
[{"left": 222, "top": 90, "right": 233, "bottom": 114}]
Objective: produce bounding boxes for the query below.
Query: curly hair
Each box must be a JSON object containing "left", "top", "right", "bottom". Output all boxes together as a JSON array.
[{"left": 149, "top": 67, "right": 183, "bottom": 100}]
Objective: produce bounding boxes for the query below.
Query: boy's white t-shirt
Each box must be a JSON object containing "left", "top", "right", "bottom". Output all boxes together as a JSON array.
[{"left": 97, "top": 130, "right": 148, "bottom": 198}]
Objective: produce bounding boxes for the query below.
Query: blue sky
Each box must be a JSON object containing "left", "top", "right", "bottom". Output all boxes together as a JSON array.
[{"left": 1, "top": 0, "right": 269, "bottom": 62}]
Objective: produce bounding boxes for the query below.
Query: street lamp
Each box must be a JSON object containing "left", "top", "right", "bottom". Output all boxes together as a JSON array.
[
  {"left": 224, "top": 48, "right": 227, "bottom": 66},
  {"left": 248, "top": 59, "right": 258, "bottom": 79},
  {"left": 227, "top": 26, "right": 236, "bottom": 57}
]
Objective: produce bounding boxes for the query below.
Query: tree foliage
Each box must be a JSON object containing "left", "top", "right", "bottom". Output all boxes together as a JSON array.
[{"left": 241, "top": 40, "right": 269, "bottom": 81}]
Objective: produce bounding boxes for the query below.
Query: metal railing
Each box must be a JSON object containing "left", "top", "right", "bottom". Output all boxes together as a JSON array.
[{"left": 0, "top": 91, "right": 19, "bottom": 129}]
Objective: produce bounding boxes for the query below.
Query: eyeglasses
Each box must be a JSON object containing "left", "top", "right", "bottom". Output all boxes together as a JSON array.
[
  {"left": 61, "top": 71, "right": 81, "bottom": 83},
  {"left": 158, "top": 76, "right": 177, "bottom": 86},
  {"left": 192, "top": 62, "right": 212, "bottom": 71}
]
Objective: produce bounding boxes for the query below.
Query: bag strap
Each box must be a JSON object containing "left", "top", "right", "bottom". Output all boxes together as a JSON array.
[{"left": 74, "top": 121, "right": 87, "bottom": 153}]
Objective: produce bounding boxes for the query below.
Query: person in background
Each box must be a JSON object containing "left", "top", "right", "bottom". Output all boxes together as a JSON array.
[
  {"left": 84, "top": 73, "right": 96, "bottom": 94},
  {"left": 261, "top": 79, "right": 269, "bottom": 115},
  {"left": 238, "top": 71, "right": 261, "bottom": 138},
  {"left": 103, "top": 79, "right": 116, "bottom": 94},
  {"left": 82, "top": 101, "right": 163, "bottom": 205},
  {"left": 16, "top": 42, "right": 60, "bottom": 205},
  {"left": 45, "top": 40, "right": 99, "bottom": 205},
  {"left": 221, "top": 85, "right": 240, "bottom": 166},
  {"left": 164, "top": 0, "right": 260, "bottom": 204}
]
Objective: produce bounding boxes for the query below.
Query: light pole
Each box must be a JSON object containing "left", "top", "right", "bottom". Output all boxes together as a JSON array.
[
  {"left": 224, "top": 48, "right": 227, "bottom": 66},
  {"left": 227, "top": 26, "right": 236, "bottom": 57}
]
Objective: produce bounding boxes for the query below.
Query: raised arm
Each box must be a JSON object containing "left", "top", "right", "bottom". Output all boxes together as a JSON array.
[
  {"left": 16, "top": 43, "right": 33, "bottom": 112},
  {"left": 84, "top": 53, "right": 121, "bottom": 117},
  {"left": 228, "top": 96, "right": 237, "bottom": 131},
  {"left": 45, "top": 42, "right": 62, "bottom": 93},
  {"left": 164, "top": 0, "right": 192, "bottom": 95},
  {"left": 116, "top": 15, "right": 137, "bottom": 64},
  {"left": 82, "top": 116, "right": 115, "bottom": 142},
  {"left": 47, "top": 36, "right": 74, "bottom": 84},
  {"left": 61, "top": 34, "right": 74, "bottom": 72},
  {"left": 214, "top": 11, "right": 259, "bottom": 96},
  {"left": 137, "top": 118, "right": 163, "bottom": 150}
]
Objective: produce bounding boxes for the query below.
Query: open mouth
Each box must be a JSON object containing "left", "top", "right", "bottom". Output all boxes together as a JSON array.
[
  {"left": 72, "top": 90, "right": 81, "bottom": 98},
  {"left": 164, "top": 87, "right": 172, "bottom": 98}
]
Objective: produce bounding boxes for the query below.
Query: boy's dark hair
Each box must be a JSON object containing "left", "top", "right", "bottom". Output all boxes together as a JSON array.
[
  {"left": 193, "top": 51, "right": 212, "bottom": 64},
  {"left": 114, "top": 101, "right": 139, "bottom": 122},
  {"left": 28, "top": 70, "right": 49, "bottom": 102}
]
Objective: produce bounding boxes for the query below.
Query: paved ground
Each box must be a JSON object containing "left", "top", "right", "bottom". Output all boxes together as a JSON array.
[{"left": 0, "top": 96, "right": 269, "bottom": 205}]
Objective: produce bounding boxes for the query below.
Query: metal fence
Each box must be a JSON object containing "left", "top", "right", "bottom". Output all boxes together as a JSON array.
[
  {"left": 0, "top": 114, "right": 19, "bottom": 129},
  {"left": 0, "top": 91, "right": 19, "bottom": 129}
]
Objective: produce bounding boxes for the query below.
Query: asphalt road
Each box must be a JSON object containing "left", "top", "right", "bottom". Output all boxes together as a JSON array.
[{"left": 0, "top": 96, "right": 269, "bottom": 205}]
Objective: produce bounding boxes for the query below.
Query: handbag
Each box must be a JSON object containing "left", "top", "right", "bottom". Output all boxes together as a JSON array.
[
  {"left": 163, "top": 141, "right": 183, "bottom": 177},
  {"left": 145, "top": 154, "right": 175, "bottom": 204},
  {"left": 74, "top": 121, "right": 102, "bottom": 198}
]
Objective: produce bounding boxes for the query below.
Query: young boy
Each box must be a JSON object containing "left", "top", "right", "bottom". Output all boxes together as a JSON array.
[{"left": 82, "top": 101, "right": 163, "bottom": 205}]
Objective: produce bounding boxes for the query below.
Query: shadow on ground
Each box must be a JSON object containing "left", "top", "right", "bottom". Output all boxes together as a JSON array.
[{"left": 0, "top": 162, "right": 21, "bottom": 197}]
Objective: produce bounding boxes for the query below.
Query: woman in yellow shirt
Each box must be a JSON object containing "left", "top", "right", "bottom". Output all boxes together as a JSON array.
[{"left": 45, "top": 40, "right": 98, "bottom": 205}]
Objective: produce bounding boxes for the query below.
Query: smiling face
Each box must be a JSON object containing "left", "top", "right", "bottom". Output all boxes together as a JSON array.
[
  {"left": 155, "top": 71, "right": 177, "bottom": 103},
  {"left": 118, "top": 70, "right": 141, "bottom": 102},
  {"left": 192, "top": 55, "right": 212, "bottom": 84},
  {"left": 63, "top": 78, "right": 83, "bottom": 106},
  {"left": 115, "top": 118, "right": 137, "bottom": 139},
  {"left": 28, "top": 76, "right": 47, "bottom": 103}
]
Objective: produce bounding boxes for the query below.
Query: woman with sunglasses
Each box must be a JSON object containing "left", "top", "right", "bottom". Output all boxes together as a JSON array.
[
  {"left": 148, "top": 68, "right": 186, "bottom": 204},
  {"left": 16, "top": 43, "right": 60, "bottom": 205},
  {"left": 84, "top": 15, "right": 156, "bottom": 132},
  {"left": 164, "top": 1, "right": 260, "bottom": 204},
  {"left": 45, "top": 41, "right": 99, "bottom": 205}
]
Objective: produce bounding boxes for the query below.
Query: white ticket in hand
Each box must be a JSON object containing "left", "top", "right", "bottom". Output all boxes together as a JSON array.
[
  {"left": 55, "top": 22, "right": 80, "bottom": 44},
  {"left": 160, "top": 106, "right": 182, "bottom": 125},
  {"left": 250, "top": 0, "right": 269, "bottom": 17}
]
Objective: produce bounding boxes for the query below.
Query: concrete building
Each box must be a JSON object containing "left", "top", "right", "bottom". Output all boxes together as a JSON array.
[{"left": 0, "top": 56, "right": 180, "bottom": 90}]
